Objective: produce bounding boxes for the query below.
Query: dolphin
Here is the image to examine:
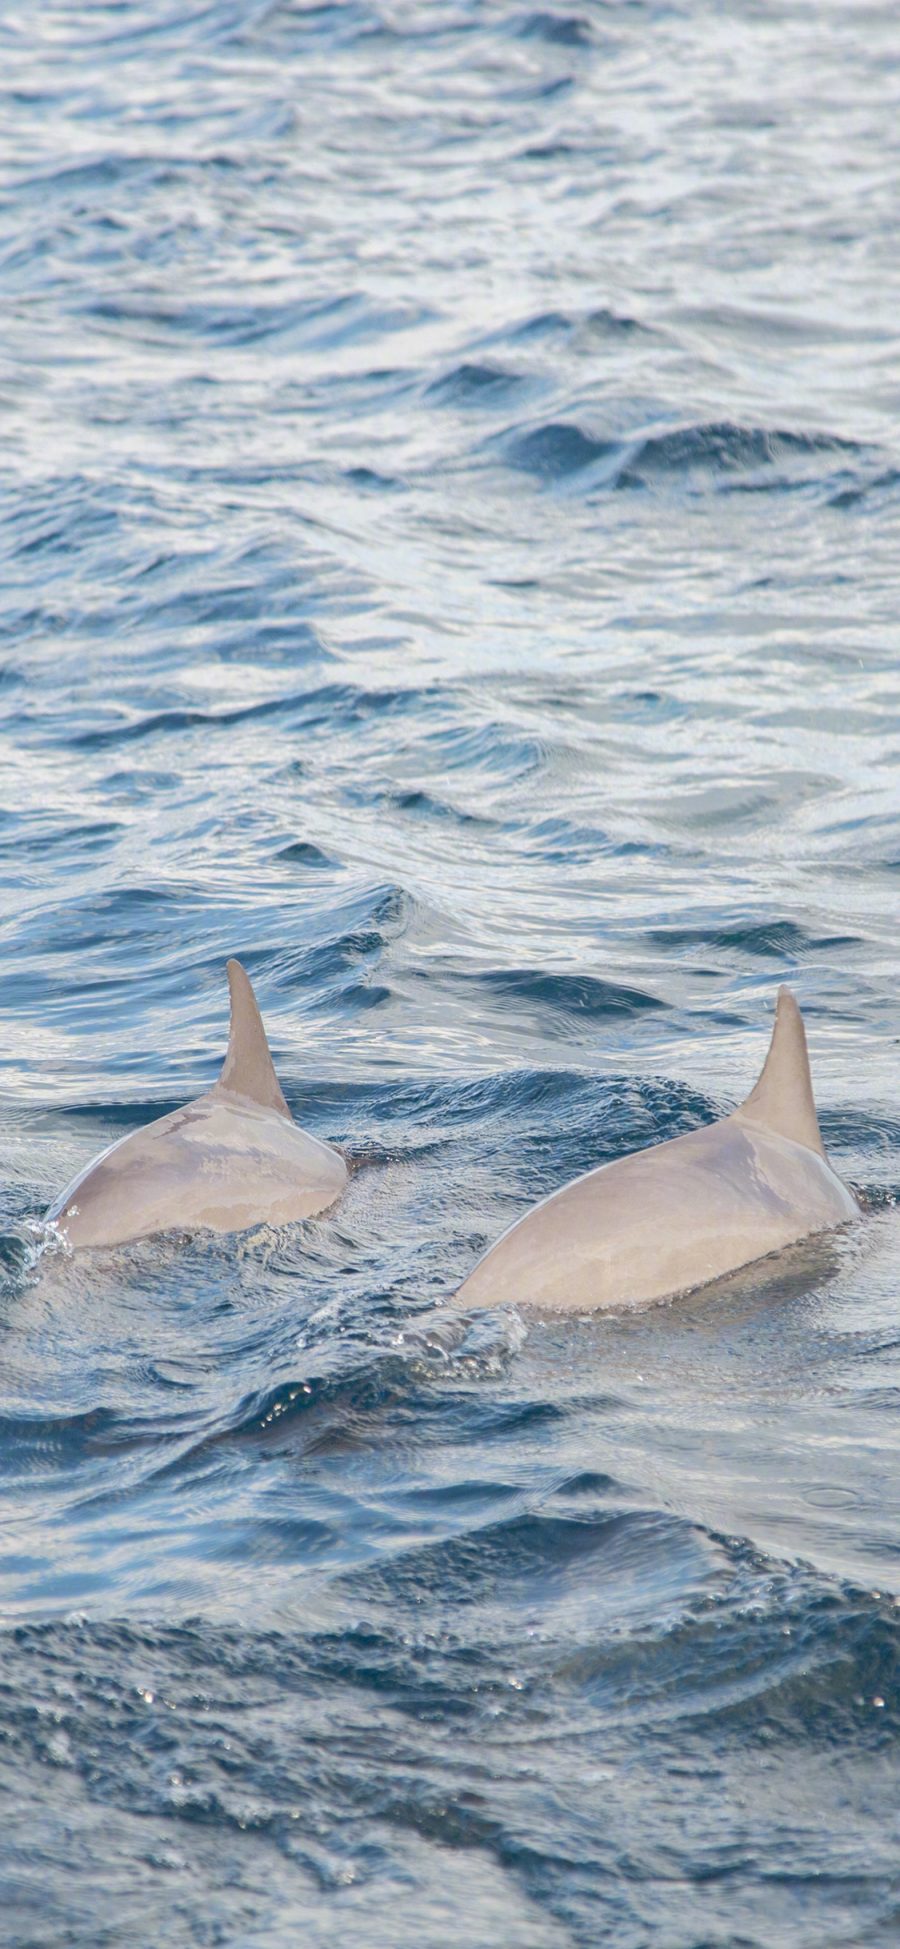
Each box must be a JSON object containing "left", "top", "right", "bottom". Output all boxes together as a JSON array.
[
  {"left": 454, "top": 987, "right": 859, "bottom": 1313},
  {"left": 46, "top": 960, "right": 348, "bottom": 1248}
]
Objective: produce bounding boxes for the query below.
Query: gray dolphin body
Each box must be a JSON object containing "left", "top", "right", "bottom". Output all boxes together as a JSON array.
[
  {"left": 46, "top": 961, "right": 348, "bottom": 1249},
  {"left": 454, "top": 988, "right": 859, "bottom": 1313}
]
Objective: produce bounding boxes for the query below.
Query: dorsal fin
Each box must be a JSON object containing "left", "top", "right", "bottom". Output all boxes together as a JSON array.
[
  {"left": 736, "top": 985, "right": 825, "bottom": 1155},
  {"left": 216, "top": 960, "right": 291, "bottom": 1119}
]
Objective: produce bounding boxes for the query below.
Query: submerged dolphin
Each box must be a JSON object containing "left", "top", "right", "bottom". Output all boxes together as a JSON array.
[
  {"left": 46, "top": 961, "right": 348, "bottom": 1248},
  {"left": 454, "top": 987, "right": 858, "bottom": 1313}
]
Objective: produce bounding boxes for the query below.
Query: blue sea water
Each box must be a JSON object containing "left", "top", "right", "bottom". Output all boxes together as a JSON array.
[{"left": 1, "top": 2, "right": 899, "bottom": 1943}]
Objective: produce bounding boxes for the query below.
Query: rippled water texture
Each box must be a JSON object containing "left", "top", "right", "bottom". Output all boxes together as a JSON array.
[{"left": 1, "top": 4, "right": 899, "bottom": 1945}]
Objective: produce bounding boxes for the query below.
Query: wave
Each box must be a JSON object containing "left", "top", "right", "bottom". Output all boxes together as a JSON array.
[
  {"left": 427, "top": 361, "right": 528, "bottom": 407},
  {"left": 500, "top": 416, "right": 868, "bottom": 493},
  {"left": 66, "top": 680, "right": 439, "bottom": 753},
  {"left": 475, "top": 967, "right": 663, "bottom": 1020}
]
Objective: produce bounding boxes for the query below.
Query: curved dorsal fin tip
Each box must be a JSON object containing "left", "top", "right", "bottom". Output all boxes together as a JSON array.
[
  {"left": 217, "top": 959, "right": 292, "bottom": 1120},
  {"left": 737, "top": 984, "right": 825, "bottom": 1156}
]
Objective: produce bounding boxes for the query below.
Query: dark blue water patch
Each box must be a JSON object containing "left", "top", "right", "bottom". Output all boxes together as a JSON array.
[
  {"left": 518, "top": 139, "right": 583, "bottom": 161},
  {"left": 275, "top": 840, "right": 336, "bottom": 869},
  {"left": 485, "top": 305, "right": 652, "bottom": 358},
  {"left": 182, "top": 1357, "right": 477, "bottom": 1464},
  {"left": 339, "top": 1063, "right": 716, "bottom": 1216},
  {"left": 79, "top": 288, "right": 437, "bottom": 354},
  {"left": 342, "top": 781, "right": 496, "bottom": 829},
  {"left": 343, "top": 465, "right": 402, "bottom": 491},
  {"left": 507, "top": 812, "right": 628, "bottom": 862},
  {"left": 499, "top": 308, "right": 576, "bottom": 343},
  {"left": 62, "top": 679, "right": 446, "bottom": 754},
  {"left": 0, "top": 603, "right": 63, "bottom": 650},
  {"left": 825, "top": 1111, "right": 900, "bottom": 1157},
  {"left": 560, "top": 1550, "right": 900, "bottom": 1747},
  {"left": 644, "top": 918, "right": 863, "bottom": 961},
  {"left": 7, "top": 884, "right": 209, "bottom": 967},
  {"left": 0, "top": 1230, "right": 31, "bottom": 1278},
  {"left": 828, "top": 466, "right": 900, "bottom": 509},
  {"left": 503, "top": 420, "right": 618, "bottom": 481},
  {"left": 616, "top": 421, "right": 864, "bottom": 491},
  {"left": 11, "top": 150, "right": 195, "bottom": 210},
  {"left": 0, "top": 1401, "right": 161, "bottom": 1477},
  {"left": 64, "top": 691, "right": 310, "bottom": 752},
  {"left": 581, "top": 306, "right": 650, "bottom": 339},
  {"left": 515, "top": 11, "right": 595, "bottom": 47},
  {"left": 0, "top": 819, "right": 123, "bottom": 864},
  {"left": 333, "top": 1064, "right": 600, "bottom": 1136},
  {"left": 388, "top": 786, "right": 491, "bottom": 826},
  {"left": 470, "top": 1071, "right": 714, "bottom": 1200},
  {"left": 238, "top": 882, "right": 413, "bottom": 1015},
  {"left": 606, "top": 687, "right": 697, "bottom": 729},
  {"left": 233, "top": 1, "right": 385, "bottom": 56},
  {"left": 417, "top": 716, "right": 549, "bottom": 781},
  {"left": 331, "top": 1064, "right": 712, "bottom": 1155},
  {"left": 499, "top": 416, "right": 870, "bottom": 495},
  {"left": 0, "top": 474, "right": 124, "bottom": 570},
  {"left": 0, "top": 1302, "right": 529, "bottom": 1509},
  {"left": 342, "top": 1502, "right": 710, "bottom": 1623},
  {"left": 504, "top": 69, "right": 576, "bottom": 105},
  {"left": 0, "top": 1557, "right": 894, "bottom": 1945},
  {"left": 361, "top": 1040, "right": 692, "bottom": 1196},
  {"left": 101, "top": 575, "right": 328, "bottom": 667},
  {"left": 284, "top": 363, "right": 416, "bottom": 415},
  {"left": 460, "top": 967, "right": 664, "bottom": 1022},
  {"left": 427, "top": 361, "right": 530, "bottom": 407}
]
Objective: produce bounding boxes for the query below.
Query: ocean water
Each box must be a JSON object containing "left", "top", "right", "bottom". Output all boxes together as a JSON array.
[{"left": 1, "top": 2, "right": 899, "bottom": 1943}]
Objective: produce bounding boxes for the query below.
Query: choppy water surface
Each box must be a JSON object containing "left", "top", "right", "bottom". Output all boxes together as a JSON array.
[{"left": 1, "top": 4, "right": 899, "bottom": 1944}]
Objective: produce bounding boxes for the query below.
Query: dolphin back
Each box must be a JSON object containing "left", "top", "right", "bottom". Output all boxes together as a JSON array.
[
  {"left": 45, "top": 960, "right": 348, "bottom": 1248},
  {"left": 455, "top": 989, "right": 858, "bottom": 1313},
  {"left": 47, "top": 1094, "right": 348, "bottom": 1249},
  {"left": 216, "top": 959, "right": 291, "bottom": 1119}
]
